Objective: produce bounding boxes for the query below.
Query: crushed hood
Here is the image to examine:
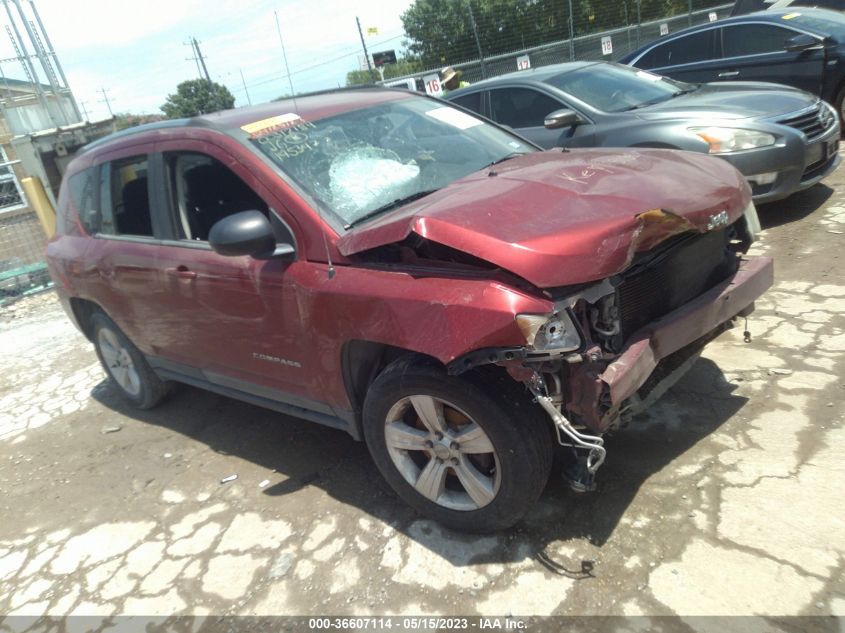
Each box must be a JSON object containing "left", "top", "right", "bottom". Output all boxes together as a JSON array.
[{"left": 337, "top": 148, "right": 750, "bottom": 288}]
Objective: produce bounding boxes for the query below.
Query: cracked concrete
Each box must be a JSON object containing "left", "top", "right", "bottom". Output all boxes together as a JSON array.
[{"left": 1, "top": 169, "right": 844, "bottom": 619}]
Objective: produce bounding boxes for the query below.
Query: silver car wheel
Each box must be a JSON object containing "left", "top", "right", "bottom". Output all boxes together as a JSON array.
[
  {"left": 98, "top": 328, "right": 142, "bottom": 397},
  {"left": 384, "top": 395, "right": 501, "bottom": 511}
]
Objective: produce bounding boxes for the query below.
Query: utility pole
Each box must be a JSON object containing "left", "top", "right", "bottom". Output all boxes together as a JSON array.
[
  {"left": 239, "top": 68, "right": 251, "bottom": 106},
  {"left": 185, "top": 38, "right": 203, "bottom": 79},
  {"left": 79, "top": 99, "right": 89, "bottom": 121},
  {"left": 567, "top": 0, "right": 575, "bottom": 60},
  {"left": 189, "top": 37, "right": 223, "bottom": 113},
  {"left": 356, "top": 16, "right": 372, "bottom": 73},
  {"left": 466, "top": 1, "right": 487, "bottom": 79},
  {"left": 192, "top": 37, "right": 212, "bottom": 83},
  {"left": 624, "top": 1, "right": 630, "bottom": 52},
  {"left": 274, "top": 11, "right": 296, "bottom": 98},
  {"left": 98, "top": 87, "right": 113, "bottom": 117},
  {"left": 636, "top": 0, "right": 642, "bottom": 47}
]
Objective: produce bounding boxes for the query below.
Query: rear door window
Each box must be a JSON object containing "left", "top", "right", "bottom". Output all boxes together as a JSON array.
[
  {"left": 722, "top": 24, "right": 793, "bottom": 57},
  {"left": 489, "top": 88, "right": 562, "bottom": 128},
  {"left": 106, "top": 156, "right": 154, "bottom": 237},
  {"left": 637, "top": 30, "right": 717, "bottom": 69}
]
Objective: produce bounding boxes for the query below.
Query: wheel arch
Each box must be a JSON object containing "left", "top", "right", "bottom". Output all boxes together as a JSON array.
[
  {"left": 341, "top": 340, "right": 444, "bottom": 438},
  {"left": 69, "top": 297, "right": 103, "bottom": 342}
]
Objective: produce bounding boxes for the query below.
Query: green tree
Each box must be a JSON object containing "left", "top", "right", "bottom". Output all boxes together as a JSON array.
[
  {"left": 114, "top": 113, "right": 164, "bottom": 131},
  {"left": 400, "top": 0, "right": 726, "bottom": 67},
  {"left": 160, "top": 79, "right": 235, "bottom": 118},
  {"left": 346, "top": 58, "right": 425, "bottom": 86}
]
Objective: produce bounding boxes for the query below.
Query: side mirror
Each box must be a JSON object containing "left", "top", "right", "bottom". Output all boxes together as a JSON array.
[
  {"left": 208, "top": 210, "right": 294, "bottom": 259},
  {"left": 785, "top": 33, "right": 822, "bottom": 52},
  {"left": 544, "top": 108, "right": 582, "bottom": 129}
]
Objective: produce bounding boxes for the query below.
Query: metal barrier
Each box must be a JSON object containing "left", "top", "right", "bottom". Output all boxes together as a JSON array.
[
  {"left": 384, "top": 3, "right": 732, "bottom": 87},
  {"left": 0, "top": 149, "right": 51, "bottom": 307}
]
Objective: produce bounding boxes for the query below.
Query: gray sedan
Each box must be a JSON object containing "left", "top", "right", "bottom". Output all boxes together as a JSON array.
[{"left": 445, "top": 62, "right": 840, "bottom": 203}]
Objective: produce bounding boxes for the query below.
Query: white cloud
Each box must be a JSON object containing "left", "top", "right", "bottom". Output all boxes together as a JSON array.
[{"left": 22, "top": 0, "right": 416, "bottom": 115}]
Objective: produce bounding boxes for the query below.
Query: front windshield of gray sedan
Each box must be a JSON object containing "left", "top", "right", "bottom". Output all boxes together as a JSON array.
[
  {"left": 248, "top": 98, "right": 533, "bottom": 228},
  {"left": 783, "top": 11, "right": 845, "bottom": 36},
  {"left": 544, "top": 63, "right": 693, "bottom": 113}
]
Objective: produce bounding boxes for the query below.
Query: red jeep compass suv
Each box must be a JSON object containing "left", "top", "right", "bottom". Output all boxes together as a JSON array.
[{"left": 46, "top": 88, "right": 773, "bottom": 531}]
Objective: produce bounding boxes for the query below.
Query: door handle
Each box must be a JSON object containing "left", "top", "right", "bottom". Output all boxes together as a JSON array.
[
  {"left": 165, "top": 266, "right": 197, "bottom": 280},
  {"left": 718, "top": 71, "right": 739, "bottom": 78}
]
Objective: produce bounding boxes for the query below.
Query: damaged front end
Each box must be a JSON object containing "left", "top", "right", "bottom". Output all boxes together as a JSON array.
[{"left": 448, "top": 203, "right": 773, "bottom": 483}]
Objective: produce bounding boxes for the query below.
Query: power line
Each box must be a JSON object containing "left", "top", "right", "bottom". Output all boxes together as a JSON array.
[{"left": 239, "top": 68, "right": 251, "bottom": 105}]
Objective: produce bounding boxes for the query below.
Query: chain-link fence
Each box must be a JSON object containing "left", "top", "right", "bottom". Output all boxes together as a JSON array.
[
  {"left": 0, "top": 133, "right": 51, "bottom": 307},
  {"left": 385, "top": 2, "right": 732, "bottom": 87}
]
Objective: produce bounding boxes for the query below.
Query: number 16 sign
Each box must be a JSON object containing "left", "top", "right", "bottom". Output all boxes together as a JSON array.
[{"left": 423, "top": 73, "right": 442, "bottom": 97}]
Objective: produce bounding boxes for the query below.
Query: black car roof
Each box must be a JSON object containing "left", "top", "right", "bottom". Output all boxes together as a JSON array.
[
  {"left": 655, "top": 7, "right": 842, "bottom": 40},
  {"left": 619, "top": 7, "right": 845, "bottom": 63}
]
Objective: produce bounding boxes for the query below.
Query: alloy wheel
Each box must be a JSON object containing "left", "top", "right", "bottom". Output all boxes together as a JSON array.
[
  {"left": 383, "top": 395, "right": 501, "bottom": 511},
  {"left": 97, "top": 328, "right": 142, "bottom": 397}
]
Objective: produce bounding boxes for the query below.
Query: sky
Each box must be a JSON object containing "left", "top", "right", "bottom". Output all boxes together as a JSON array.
[{"left": 0, "top": 0, "right": 416, "bottom": 121}]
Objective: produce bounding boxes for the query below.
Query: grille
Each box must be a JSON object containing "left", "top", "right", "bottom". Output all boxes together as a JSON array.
[
  {"left": 617, "top": 229, "right": 738, "bottom": 341},
  {"left": 778, "top": 103, "right": 836, "bottom": 141}
]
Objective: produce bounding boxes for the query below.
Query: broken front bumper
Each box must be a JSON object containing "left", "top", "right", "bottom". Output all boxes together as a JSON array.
[{"left": 600, "top": 256, "right": 774, "bottom": 414}]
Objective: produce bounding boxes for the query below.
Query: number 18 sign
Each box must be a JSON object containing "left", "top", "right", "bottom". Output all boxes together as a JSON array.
[
  {"left": 516, "top": 55, "right": 531, "bottom": 71},
  {"left": 601, "top": 36, "right": 613, "bottom": 56}
]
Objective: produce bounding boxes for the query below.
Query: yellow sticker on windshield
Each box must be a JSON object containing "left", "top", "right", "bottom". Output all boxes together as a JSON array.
[
  {"left": 241, "top": 113, "right": 302, "bottom": 138},
  {"left": 782, "top": 12, "right": 801, "bottom": 19}
]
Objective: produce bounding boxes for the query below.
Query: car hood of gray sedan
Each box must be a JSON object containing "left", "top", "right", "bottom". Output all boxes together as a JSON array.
[{"left": 635, "top": 81, "right": 819, "bottom": 121}]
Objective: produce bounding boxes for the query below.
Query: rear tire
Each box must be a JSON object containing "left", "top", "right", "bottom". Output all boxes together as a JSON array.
[
  {"left": 91, "top": 312, "right": 169, "bottom": 409},
  {"left": 362, "top": 356, "right": 552, "bottom": 532}
]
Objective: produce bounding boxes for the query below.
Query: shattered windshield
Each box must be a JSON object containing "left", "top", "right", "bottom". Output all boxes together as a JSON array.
[{"left": 246, "top": 97, "right": 533, "bottom": 228}]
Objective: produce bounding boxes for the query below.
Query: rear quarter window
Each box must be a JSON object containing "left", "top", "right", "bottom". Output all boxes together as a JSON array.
[
  {"left": 450, "top": 91, "right": 483, "bottom": 115},
  {"left": 66, "top": 168, "right": 100, "bottom": 235},
  {"left": 638, "top": 30, "right": 717, "bottom": 68}
]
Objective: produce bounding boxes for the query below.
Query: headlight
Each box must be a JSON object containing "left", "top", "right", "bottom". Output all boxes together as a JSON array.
[
  {"left": 690, "top": 127, "right": 776, "bottom": 154},
  {"left": 516, "top": 311, "right": 581, "bottom": 352}
]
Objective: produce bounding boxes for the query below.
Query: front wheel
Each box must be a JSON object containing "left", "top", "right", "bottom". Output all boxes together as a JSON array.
[{"left": 362, "top": 357, "right": 552, "bottom": 532}]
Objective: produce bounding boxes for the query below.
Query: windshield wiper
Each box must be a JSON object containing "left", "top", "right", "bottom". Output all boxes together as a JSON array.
[
  {"left": 487, "top": 152, "right": 527, "bottom": 168},
  {"left": 624, "top": 85, "right": 701, "bottom": 111},
  {"left": 344, "top": 189, "right": 439, "bottom": 229},
  {"left": 623, "top": 100, "right": 666, "bottom": 111},
  {"left": 671, "top": 85, "right": 699, "bottom": 97}
]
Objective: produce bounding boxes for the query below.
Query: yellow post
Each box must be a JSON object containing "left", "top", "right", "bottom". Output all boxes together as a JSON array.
[{"left": 21, "top": 176, "right": 56, "bottom": 238}]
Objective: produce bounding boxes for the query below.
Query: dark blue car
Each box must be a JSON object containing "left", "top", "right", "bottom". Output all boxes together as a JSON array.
[{"left": 620, "top": 8, "right": 845, "bottom": 121}]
